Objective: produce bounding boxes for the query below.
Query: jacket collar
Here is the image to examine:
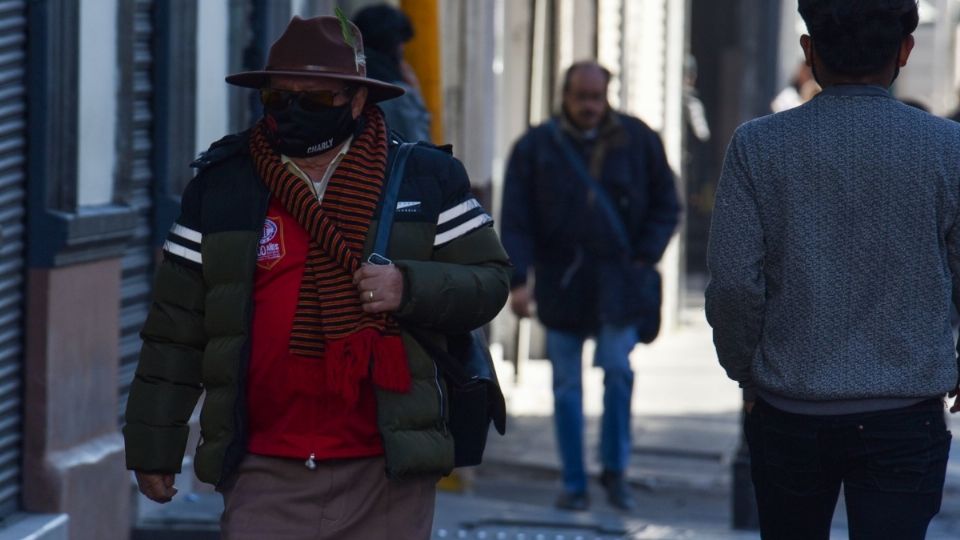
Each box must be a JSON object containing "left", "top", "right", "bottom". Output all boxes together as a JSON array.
[
  {"left": 557, "top": 109, "right": 627, "bottom": 147},
  {"left": 817, "top": 84, "right": 892, "bottom": 99}
]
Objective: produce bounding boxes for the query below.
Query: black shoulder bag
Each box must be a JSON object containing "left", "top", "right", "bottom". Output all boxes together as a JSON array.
[{"left": 370, "top": 142, "right": 507, "bottom": 468}]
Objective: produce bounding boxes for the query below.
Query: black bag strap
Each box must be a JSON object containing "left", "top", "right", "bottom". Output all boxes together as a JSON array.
[
  {"left": 368, "top": 141, "right": 506, "bottom": 436},
  {"left": 547, "top": 119, "right": 632, "bottom": 255},
  {"left": 367, "top": 139, "right": 478, "bottom": 387},
  {"left": 368, "top": 141, "right": 416, "bottom": 265}
]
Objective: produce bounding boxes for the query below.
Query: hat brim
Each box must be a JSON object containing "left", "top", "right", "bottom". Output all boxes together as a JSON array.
[{"left": 225, "top": 70, "right": 406, "bottom": 103}]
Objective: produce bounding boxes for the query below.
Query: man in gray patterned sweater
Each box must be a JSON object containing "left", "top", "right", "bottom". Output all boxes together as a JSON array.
[{"left": 707, "top": 1, "right": 959, "bottom": 538}]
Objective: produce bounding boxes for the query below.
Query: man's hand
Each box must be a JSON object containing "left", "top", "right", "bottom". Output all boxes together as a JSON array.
[
  {"left": 135, "top": 471, "right": 177, "bottom": 503},
  {"left": 510, "top": 286, "right": 533, "bottom": 318},
  {"left": 744, "top": 401, "right": 756, "bottom": 414},
  {"left": 353, "top": 263, "right": 404, "bottom": 314},
  {"left": 950, "top": 387, "right": 960, "bottom": 414}
]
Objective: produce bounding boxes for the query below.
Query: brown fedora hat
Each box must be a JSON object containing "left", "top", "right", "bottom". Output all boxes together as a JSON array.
[{"left": 226, "top": 15, "right": 405, "bottom": 103}]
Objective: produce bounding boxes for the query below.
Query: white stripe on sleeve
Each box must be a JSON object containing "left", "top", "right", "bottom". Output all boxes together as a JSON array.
[
  {"left": 171, "top": 223, "right": 202, "bottom": 243},
  {"left": 163, "top": 240, "right": 202, "bottom": 264},
  {"left": 437, "top": 199, "right": 481, "bottom": 225},
  {"left": 433, "top": 214, "right": 493, "bottom": 246}
]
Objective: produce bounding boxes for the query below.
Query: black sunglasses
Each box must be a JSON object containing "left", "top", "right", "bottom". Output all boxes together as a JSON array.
[{"left": 259, "top": 87, "right": 356, "bottom": 112}]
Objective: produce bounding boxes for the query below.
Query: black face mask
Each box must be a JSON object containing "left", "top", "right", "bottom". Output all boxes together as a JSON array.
[{"left": 265, "top": 100, "right": 358, "bottom": 158}]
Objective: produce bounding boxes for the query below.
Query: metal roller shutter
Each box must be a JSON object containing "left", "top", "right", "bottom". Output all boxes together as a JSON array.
[
  {"left": 118, "top": 0, "right": 155, "bottom": 420},
  {"left": 0, "top": 0, "right": 26, "bottom": 519}
]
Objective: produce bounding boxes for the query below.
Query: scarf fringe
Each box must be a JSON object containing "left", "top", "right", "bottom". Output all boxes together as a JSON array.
[
  {"left": 323, "top": 328, "right": 411, "bottom": 405},
  {"left": 372, "top": 333, "right": 412, "bottom": 394}
]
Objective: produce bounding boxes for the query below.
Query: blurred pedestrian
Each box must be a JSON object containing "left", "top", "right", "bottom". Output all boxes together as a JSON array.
[
  {"left": 502, "top": 61, "right": 680, "bottom": 511},
  {"left": 707, "top": 1, "right": 958, "bottom": 538},
  {"left": 122, "top": 15, "right": 510, "bottom": 539},
  {"left": 771, "top": 62, "right": 821, "bottom": 113},
  {"left": 353, "top": 4, "right": 432, "bottom": 142},
  {"left": 901, "top": 97, "right": 930, "bottom": 112},
  {"left": 683, "top": 55, "right": 711, "bottom": 144}
]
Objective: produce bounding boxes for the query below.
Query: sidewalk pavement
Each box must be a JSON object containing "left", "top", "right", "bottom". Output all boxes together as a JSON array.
[
  {"left": 488, "top": 310, "right": 743, "bottom": 491},
  {"left": 437, "top": 309, "right": 960, "bottom": 539}
]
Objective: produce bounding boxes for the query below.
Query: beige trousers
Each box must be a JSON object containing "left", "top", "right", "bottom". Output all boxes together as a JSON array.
[{"left": 219, "top": 454, "right": 438, "bottom": 540}]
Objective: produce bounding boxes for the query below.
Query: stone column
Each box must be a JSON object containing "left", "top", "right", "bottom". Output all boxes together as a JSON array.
[{"left": 24, "top": 256, "right": 133, "bottom": 540}]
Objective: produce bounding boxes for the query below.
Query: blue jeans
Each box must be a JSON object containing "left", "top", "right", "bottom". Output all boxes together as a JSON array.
[
  {"left": 745, "top": 398, "right": 951, "bottom": 540},
  {"left": 546, "top": 325, "right": 637, "bottom": 493}
]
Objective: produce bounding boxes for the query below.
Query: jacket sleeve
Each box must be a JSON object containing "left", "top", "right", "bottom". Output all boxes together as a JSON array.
[
  {"left": 633, "top": 130, "right": 681, "bottom": 263},
  {"left": 500, "top": 134, "right": 536, "bottom": 288},
  {"left": 704, "top": 130, "right": 764, "bottom": 401},
  {"left": 393, "top": 155, "right": 511, "bottom": 333},
  {"left": 123, "top": 179, "right": 206, "bottom": 473}
]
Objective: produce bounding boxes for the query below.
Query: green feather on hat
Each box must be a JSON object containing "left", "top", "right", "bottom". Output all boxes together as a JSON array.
[{"left": 335, "top": 7, "right": 356, "bottom": 48}]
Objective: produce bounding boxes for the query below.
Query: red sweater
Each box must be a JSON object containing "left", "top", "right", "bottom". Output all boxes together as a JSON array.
[{"left": 246, "top": 197, "right": 383, "bottom": 461}]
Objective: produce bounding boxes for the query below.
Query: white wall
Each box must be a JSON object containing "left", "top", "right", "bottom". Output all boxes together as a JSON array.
[
  {"left": 895, "top": 0, "right": 959, "bottom": 115},
  {"left": 291, "top": 0, "right": 310, "bottom": 17},
  {"left": 622, "top": 0, "right": 666, "bottom": 131},
  {"left": 77, "top": 0, "right": 118, "bottom": 207},
  {"left": 777, "top": 4, "right": 806, "bottom": 91},
  {"left": 292, "top": 0, "right": 337, "bottom": 17},
  {"left": 598, "top": 0, "right": 624, "bottom": 109},
  {"left": 618, "top": 0, "right": 686, "bottom": 329},
  {"left": 458, "top": 2, "right": 496, "bottom": 187},
  {"left": 195, "top": 0, "right": 231, "bottom": 155}
]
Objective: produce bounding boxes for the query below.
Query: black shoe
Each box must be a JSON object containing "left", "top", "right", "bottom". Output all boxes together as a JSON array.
[
  {"left": 554, "top": 490, "right": 590, "bottom": 511},
  {"left": 600, "top": 471, "right": 637, "bottom": 511}
]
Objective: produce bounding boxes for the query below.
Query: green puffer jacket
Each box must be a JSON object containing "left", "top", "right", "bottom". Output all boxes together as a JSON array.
[{"left": 122, "top": 132, "right": 511, "bottom": 486}]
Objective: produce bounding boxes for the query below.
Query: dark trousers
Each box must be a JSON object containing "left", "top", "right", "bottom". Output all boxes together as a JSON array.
[{"left": 745, "top": 398, "right": 951, "bottom": 540}]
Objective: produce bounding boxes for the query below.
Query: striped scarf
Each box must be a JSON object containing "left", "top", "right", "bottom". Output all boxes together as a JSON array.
[{"left": 249, "top": 106, "right": 410, "bottom": 403}]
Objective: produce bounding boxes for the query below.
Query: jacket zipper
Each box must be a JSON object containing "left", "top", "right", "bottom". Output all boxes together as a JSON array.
[
  {"left": 217, "top": 178, "right": 271, "bottom": 486},
  {"left": 434, "top": 361, "right": 447, "bottom": 432},
  {"left": 560, "top": 246, "right": 584, "bottom": 289}
]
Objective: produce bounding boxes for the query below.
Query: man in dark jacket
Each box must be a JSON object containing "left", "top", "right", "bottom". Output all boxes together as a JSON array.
[
  {"left": 122, "top": 16, "right": 509, "bottom": 539},
  {"left": 707, "top": 1, "right": 958, "bottom": 538},
  {"left": 353, "top": 4, "right": 432, "bottom": 142},
  {"left": 502, "top": 61, "right": 680, "bottom": 511}
]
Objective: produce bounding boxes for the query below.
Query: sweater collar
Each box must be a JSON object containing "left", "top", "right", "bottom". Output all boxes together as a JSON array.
[
  {"left": 557, "top": 110, "right": 626, "bottom": 146},
  {"left": 817, "top": 84, "right": 892, "bottom": 99}
]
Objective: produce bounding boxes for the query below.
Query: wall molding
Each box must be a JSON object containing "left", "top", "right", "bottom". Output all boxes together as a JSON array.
[
  {"left": 0, "top": 513, "right": 68, "bottom": 540},
  {"left": 27, "top": 0, "right": 137, "bottom": 268},
  {"left": 152, "top": 0, "right": 199, "bottom": 242}
]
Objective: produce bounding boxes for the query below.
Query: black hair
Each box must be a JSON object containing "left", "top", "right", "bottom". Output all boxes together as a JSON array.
[
  {"left": 353, "top": 4, "right": 414, "bottom": 55},
  {"left": 561, "top": 62, "right": 612, "bottom": 94},
  {"left": 798, "top": 0, "right": 919, "bottom": 76}
]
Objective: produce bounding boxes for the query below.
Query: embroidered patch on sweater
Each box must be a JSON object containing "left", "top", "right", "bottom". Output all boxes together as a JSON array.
[{"left": 257, "top": 215, "right": 286, "bottom": 270}]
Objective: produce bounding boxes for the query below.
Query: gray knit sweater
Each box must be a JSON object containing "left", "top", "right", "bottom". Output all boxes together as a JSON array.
[{"left": 706, "top": 84, "right": 960, "bottom": 407}]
